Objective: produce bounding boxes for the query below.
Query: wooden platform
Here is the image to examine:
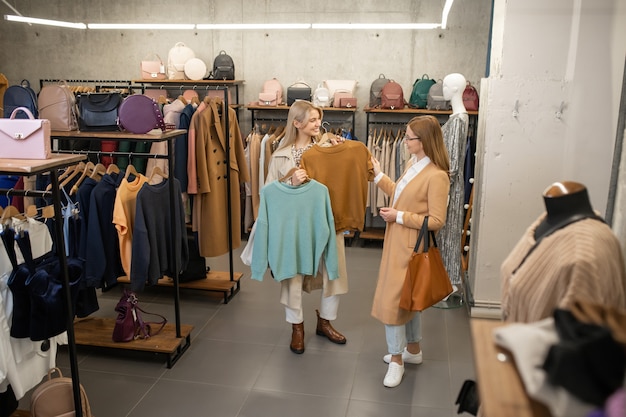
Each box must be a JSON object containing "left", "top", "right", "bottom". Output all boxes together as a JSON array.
[
  {"left": 117, "top": 270, "right": 243, "bottom": 304},
  {"left": 73, "top": 317, "right": 192, "bottom": 368}
]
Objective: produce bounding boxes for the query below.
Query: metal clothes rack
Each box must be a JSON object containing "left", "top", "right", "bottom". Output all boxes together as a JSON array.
[
  {"left": 245, "top": 105, "right": 357, "bottom": 135},
  {"left": 0, "top": 154, "right": 87, "bottom": 417},
  {"left": 51, "top": 129, "right": 192, "bottom": 367}
]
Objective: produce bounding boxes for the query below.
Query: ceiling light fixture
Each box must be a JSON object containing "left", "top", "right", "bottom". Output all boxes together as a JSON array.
[
  {"left": 311, "top": 23, "right": 441, "bottom": 30},
  {"left": 441, "top": 0, "right": 455, "bottom": 30},
  {"left": 4, "top": 14, "right": 86, "bottom": 29},
  {"left": 196, "top": 23, "right": 311, "bottom": 30},
  {"left": 87, "top": 23, "right": 195, "bottom": 30}
]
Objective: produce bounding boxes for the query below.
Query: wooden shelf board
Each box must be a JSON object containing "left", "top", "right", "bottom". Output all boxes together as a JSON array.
[
  {"left": 358, "top": 228, "right": 385, "bottom": 240},
  {"left": 117, "top": 270, "right": 242, "bottom": 291},
  {"left": 73, "top": 317, "right": 192, "bottom": 354}
]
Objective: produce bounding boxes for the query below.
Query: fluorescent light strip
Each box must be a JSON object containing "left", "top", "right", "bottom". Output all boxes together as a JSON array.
[
  {"left": 88, "top": 23, "right": 195, "bottom": 30},
  {"left": 4, "top": 14, "right": 86, "bottom": 29},
  {"left": 311, "top": 23, "right": 440, "bottom": 30},
  {"left": 196, "top": 23, "right": 311, "bottom": 30},
  {"left": 441, "top": 0, "right": 455, "bottom": 30}
]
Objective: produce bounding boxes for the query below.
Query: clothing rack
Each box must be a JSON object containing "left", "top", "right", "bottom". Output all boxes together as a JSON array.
[
  {"left": 0, "top": 154, "right": 87, "bottom": 417},
  {"left": 39, "top": 79, "right": 134, "bottom": 92},
  {"left": 51, "top": 130, "right": 193, "bottom": 367}
]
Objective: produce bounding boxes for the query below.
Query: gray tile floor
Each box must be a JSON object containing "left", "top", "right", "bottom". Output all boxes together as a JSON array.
[{"left": 18, "top": 241, "right": 476, "bottom": 416}]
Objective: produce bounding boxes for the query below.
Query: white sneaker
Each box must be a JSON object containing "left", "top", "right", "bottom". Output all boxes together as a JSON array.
[
  {"left": 383, "top": 362, "right": 405, "bottom": 388},
  {"left": 383, "top": 348, "right": 423, "bottom": 365}
]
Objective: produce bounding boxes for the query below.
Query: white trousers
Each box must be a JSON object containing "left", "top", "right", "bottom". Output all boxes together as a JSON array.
[{"left": 285, "top": 294, "right": 340, "bottom": 324}]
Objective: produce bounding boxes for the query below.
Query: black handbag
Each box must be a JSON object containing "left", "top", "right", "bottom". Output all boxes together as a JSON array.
[
  {"left": 287, "top": 82, "right": 311, "bottom": 105},
  {"left": 77, "top": 92, "right": 122, "bottom": 131}
]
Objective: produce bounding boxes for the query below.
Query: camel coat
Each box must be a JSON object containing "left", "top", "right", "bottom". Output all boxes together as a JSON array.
[
  {"left": 371, "top": 162, "right": 450, "bottom": 325},
  {"left": 194, "top": 100, "right": 249, "bottom": 257}
]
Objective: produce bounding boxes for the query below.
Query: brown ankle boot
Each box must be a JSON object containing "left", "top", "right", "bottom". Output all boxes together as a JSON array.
[
  {"left": 315, "top": 309, "right": 347, "bottom": 344},
  {"left": 290, "top": 322, "right": 305, "bottom": 354}
]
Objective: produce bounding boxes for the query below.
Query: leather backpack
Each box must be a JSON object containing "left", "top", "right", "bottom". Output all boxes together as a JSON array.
[
  {"left": 409, "top": 74, "right": 435, "bottom": 109},
  {"left": 167, "top": 42, "right": 196, "bottom": 80},
  {"left": 3, "top": 79, "right": 38, "bottom": 119},
  {"left": 38, "top": 81, "right": 78, "bottom": 131},
  {"left": 380, "top": 80, "right": 405, "bottom": 109},
  {"left": 212, "top": 50, "right": 235, "bottom": 80},
  {"left": 258, "top": 78, "right": 283, "bottom": 106},
  {"left": 30, "top": 368, "right": 93, "bottom": 417},
  {"left": 427, "top": 80, "right": 451, "bottom": 110},
  {"left": 369, "top": 73, "right": 390, "bottom": 108},
  {"left": 463, "top": 81, "right": 479, "bottom": 111}
]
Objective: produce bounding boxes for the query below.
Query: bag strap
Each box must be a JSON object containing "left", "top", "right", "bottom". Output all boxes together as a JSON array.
[
  {"left": 134, "top": 305, "right": 167, "bottom": 338},
  {"left": 413, "top": 216, "right": 429, "bottom": 253},
  {"left": 10, "top": 107, "right": 35, "bottom": 120},
  {"left": 0, "top": 227, "right": 19, "bottom": 270}
]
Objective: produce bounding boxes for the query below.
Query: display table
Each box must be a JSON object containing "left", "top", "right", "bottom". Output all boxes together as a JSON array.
[{"left": 471, "top": 319, "right": 552, "bottom": 417}]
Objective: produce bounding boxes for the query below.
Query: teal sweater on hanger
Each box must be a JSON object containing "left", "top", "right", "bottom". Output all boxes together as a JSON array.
[{"left": 251, "top": 179, "right": 339, "bottom": 282}]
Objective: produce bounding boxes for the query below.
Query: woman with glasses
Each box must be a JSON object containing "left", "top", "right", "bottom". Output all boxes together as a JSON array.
[{"left": 370, "top": 115, "right": 451, "bottom": 387}]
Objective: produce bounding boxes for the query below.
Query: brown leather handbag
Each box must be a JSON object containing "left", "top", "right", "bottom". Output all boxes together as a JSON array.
[{"left": 399, "top": 216, "right": 453, "bottom": 312}]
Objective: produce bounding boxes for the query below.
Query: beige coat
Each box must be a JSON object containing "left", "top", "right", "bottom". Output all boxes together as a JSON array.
[
  {"left": 194, "top": 100, "right": 249, "bottom": 257},
  {"left": 371, "top": 162, "right": 450, "bottom": 325}
]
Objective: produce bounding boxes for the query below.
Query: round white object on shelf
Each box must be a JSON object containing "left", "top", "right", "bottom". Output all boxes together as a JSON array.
[{"left": 184, "top": 58, "right": 207, "bottom": 80}]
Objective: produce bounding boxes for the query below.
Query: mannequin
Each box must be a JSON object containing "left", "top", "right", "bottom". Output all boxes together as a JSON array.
[
  {"left": 500, "top": 181, "right": 626, "bottom": 323},
  {"left": 438, "top": 73, "right": 469, "bottom": 287},
  {"left": 534, "top": 181, "right": 599, "bottom": 240}
]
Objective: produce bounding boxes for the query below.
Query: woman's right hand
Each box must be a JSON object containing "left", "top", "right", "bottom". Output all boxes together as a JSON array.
[
  {"left": 371, "top": 156, "right": 381, "bottom": 176},
  {"left": 292, "top": 168, "right": 309, "bottom": 185}
]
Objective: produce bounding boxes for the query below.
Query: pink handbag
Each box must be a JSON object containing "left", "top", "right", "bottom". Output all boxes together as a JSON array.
[
  {"left": 0, "top": 107, "right": 51, "bottom": 159},
  {"left": 141, "top": 53, "right": 167, "bottom": 80},
  {"left": 117, "top": 95, "right": 166, "bottom": 134}
]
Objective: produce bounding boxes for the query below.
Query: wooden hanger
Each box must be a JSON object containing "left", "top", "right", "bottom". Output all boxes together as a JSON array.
[
  {"left": 124, "top": 164, "right": 139, "bottom": 181},
  {"left": 1, "top": 205, "right": 24, "bottom": 223},
  {"left": 25, "top": 205, "right": 38, "bottom": 218},
  {"left": 48, "top": 162, "right": 83, "bottom": 191},
  {"left": 58, "top": 161, "right": 87, "bottom": 190},
  {"left": 69, "top": 161, "right": 95, "bottom": 195},
  {"left": 41, "top": 205, "right": 55, "bottom": 219},
  {"left": 148, "top": 165, "right": 168, "bottom": 184},
  {"left": 158, "top": 95, "right": 168, "bottom": 105},
  {"left": 106, "top": 163, "right": 120, "bottom": 175},
  {"left": 191, "top": 96, "right": 200, "bottom": 106},
  {"left": 177, "top": 95, "right": 188, "bottom": 105},
  {"left": 279, "top": 167, "right": 310, "bottom": 185},
  {"left": 89, "top": 163, "right": 106, "bottom": 180}
]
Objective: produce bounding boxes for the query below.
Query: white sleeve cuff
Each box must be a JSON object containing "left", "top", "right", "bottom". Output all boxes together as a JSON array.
[{"left": 396, "top": 211, "right": 404, "bottom": 224}]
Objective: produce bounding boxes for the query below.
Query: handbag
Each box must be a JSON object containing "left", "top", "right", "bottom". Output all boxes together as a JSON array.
[
  {"left": 30, "top": 368, "right": 93, "bottom": 417},
  {"left": 0, "top": 107, "right": 51, "bottom": 159},
  {"left": 77, "top": 92, "right": 122, "bottom": 131},
  {"left": 112, "top": 289, "right": 167, "bottom": 342},
  {"left": 323, "top": 79, "right": 357, "bottom": 102},
  {"left": 287, "top": 81, "right": 311, "bottom": 105},
  {"left": 399, "top": 217, "right": 453, "bottom": 312},
  {"left": 117, "top": 94, "right": 166, "bottom": 134},
  {"left": 140, "top": 53, "right": 167, "bottom": 80}
]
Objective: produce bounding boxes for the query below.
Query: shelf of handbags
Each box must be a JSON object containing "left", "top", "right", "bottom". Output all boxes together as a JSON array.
[
  {"left": 132, "top": 79, "right": 244, "bottom": 107},
  {"left": 0, "top": 154, "right": 88, "bottom": 417},
  {"left": 245, "top": 105, "right": 357, "bottom": 136},
  {"left": 50, "top": 129, "right": 196, "bottom": 368}
]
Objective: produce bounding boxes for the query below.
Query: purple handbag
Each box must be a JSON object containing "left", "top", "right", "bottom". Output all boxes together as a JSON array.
[
  {"left": 117, "top": 94, "right": 166, "bottom": 134},
  {"left": 112, "top": 289, "right": 167, "bottom": 342}
]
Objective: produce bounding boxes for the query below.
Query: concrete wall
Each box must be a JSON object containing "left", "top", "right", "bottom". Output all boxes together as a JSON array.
[
  {"left": 0, "top": 0, "right": 492, "bottom": 137},
  {"left": 470, "top": 0, "right": 626, "bottom": 317}
]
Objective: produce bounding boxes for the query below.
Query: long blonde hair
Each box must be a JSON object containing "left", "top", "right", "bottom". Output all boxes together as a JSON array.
[
  {"left": 276, "top": 100, "right": 324, "bottom": 151},
  {"left": 407, "top": 115, "right": 450, "bottom": 176}
]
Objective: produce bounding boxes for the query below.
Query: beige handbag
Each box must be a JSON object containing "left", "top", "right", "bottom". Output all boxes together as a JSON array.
[
  {"left": 30, "top": 367, "right": 93, "bottom": 417},
  {"left": 141, "top": 53, "right": 167, "bottom": 80}
]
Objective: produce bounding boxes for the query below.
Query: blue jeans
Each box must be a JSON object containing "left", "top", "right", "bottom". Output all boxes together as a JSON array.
[{"left": 385, "top": 312, "right": 422, "bottom": 355}]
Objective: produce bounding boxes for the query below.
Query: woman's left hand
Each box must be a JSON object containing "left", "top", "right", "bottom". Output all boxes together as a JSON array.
[{"left": 379, "top": 207, "right": 397, "bottom": 223}]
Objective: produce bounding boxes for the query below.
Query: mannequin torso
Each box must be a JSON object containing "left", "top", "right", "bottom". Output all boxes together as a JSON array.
[{"left": 534, "top": 181, "right": 600, "bottom": 240}]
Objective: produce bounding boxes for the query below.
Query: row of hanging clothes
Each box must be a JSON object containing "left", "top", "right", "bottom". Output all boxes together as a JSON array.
[
  {"left": 366, "top": 126, "right": 412, "bottom": 217},
  {"left": 0, "top": 191, "right": 69, "bottom": 401},
  {"left": 242, "top": 121, "right": 356, "bottom": 231}
]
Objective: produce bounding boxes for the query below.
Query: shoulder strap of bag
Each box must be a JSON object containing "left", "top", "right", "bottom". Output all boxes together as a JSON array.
[
  {"left": 413, "top": 216, "right": 429, "bottom": 252},
  {"left": 134, "top": 304, "right": 167, "bottom": 338}
]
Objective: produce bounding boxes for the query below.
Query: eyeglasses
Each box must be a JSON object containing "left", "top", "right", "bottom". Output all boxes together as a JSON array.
[{"left": 404, "top": 134, "right": 421, "bottom": 141}]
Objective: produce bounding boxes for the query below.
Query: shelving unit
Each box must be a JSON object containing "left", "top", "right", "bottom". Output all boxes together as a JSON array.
[
  {"left": 362, "top": 107, "right": 479, "bottom": 244},
  {"left": 132, "top": 79, "right": 244, "bottom": 108},
  {"left": 246, "top": 105, "right": 357, "bottom": 134},
  {"left": 51, "top": 129, "right": 194, "bottom": 367},
  {"left": 0, "top": 154, "right": 87, "bottom": 417}
]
